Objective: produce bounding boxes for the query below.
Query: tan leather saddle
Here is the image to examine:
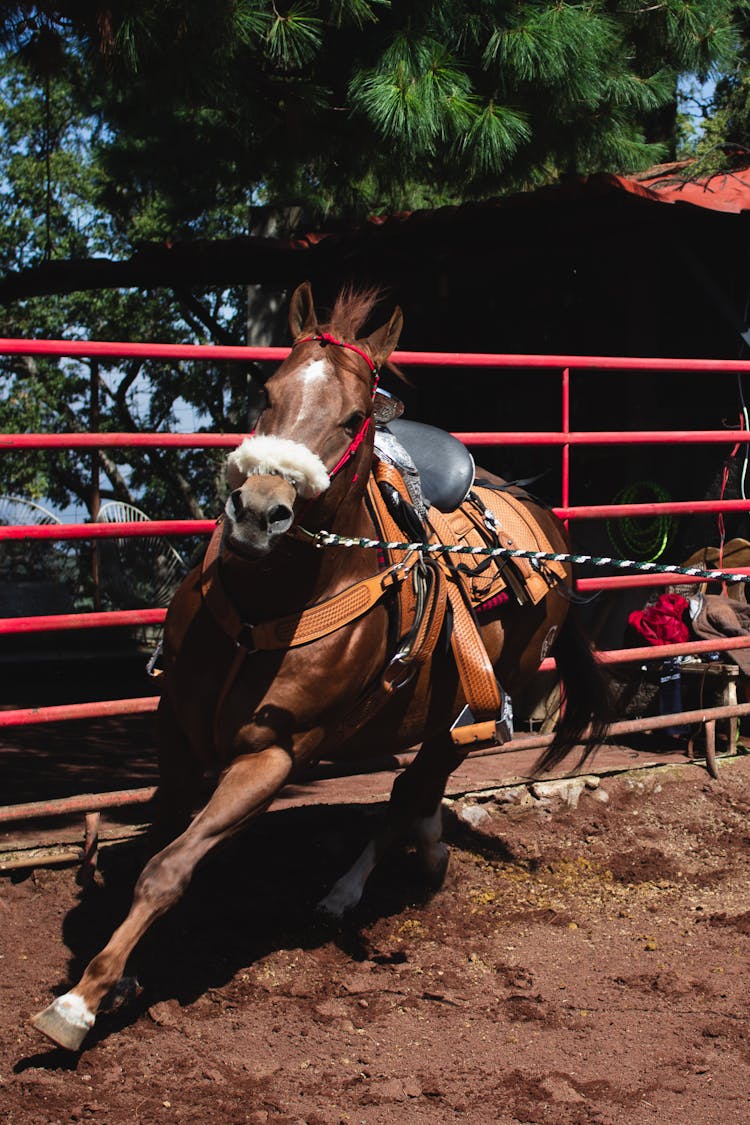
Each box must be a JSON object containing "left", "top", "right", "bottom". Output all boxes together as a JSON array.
[
  {"left": 366, "top": 459, "right": 567, "bottom": 748},
  {"left": 199, "top": 452, "right": 567, "bottom": 754}
]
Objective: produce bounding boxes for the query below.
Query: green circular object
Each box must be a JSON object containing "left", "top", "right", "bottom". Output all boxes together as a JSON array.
[{"left": 606, "top": 482, "right": 676, "bottom": 563}]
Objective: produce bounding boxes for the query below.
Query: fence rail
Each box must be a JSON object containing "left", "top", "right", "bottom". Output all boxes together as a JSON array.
[{"left": 2, "top": 338, "right": 750, "bottom": 869}]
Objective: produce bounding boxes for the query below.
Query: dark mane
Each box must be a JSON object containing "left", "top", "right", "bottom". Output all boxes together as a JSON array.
[{"left": 322, "top": 286, "right": 384, "bottom": 341}]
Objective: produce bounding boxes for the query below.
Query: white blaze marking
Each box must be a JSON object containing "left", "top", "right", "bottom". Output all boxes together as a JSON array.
[
  {"left": 300, "top": 357, "right": 328, "bottom": 386},
  {"left": 296, "top": 358, "right": 330, "bottom": 427}
]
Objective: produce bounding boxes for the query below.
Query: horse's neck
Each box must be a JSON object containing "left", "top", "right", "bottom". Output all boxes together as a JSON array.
[{"left": 218, "top": 486, "right": 377, "bottom": 621}]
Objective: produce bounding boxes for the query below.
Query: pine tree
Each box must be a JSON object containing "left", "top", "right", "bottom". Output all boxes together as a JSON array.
[
  {"left": 1, "top": 0, "right": 742, "bottom": 232},
  {"left": 0, "top": 54, "right": 255, "bottom": 524},
  {"left": 688, "top": 0, "right": 750, "bottom": 165}
]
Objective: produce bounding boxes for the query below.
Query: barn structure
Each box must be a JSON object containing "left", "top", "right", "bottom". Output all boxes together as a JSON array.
[
  {"left": 242, "top": 158, "right": 750, "bottom": 572},
  {"left": 5, "top": 157, "right": 750, "bottom": 560},
  {"left": 4, "top": 161, "right": 750, "bottom": 871},
  {"left": 3, "top": 158, "right": 750, "bottom": 644}
]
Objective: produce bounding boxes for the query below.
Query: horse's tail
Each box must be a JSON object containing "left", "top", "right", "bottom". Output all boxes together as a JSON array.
[{"left": 533, "top": 605, "right": 618, "bottom": 775}]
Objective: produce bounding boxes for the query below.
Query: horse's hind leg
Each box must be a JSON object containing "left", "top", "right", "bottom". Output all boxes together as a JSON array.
[
  {"left": 411, "top": 799, "right": 450, "bottom": 888},
  {"left": 151, "top": 694, "right": 206, "bottom": 846},
  {"left": 31, "top": 745, "right": 291, "bottom": 1051},
  {"left": 317, "top": 731, "right": 462, "bottom": 919}
]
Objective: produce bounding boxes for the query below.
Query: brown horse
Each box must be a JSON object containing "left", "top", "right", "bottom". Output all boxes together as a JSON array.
[{"left": 32, "top": 283, "right": 613, "bottom": 1051}]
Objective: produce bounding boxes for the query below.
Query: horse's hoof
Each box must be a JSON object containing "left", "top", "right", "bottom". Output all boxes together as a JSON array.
[
  {"left": 314, "top": 899, "right": 345, "bottom": 924},
  {"left": 421, "top": 844, "right": 450, "bottom": 890},
  {"left": 31, "top": 993, "right": 95, "bottom": 1051},
  {"left": 315, "top": 889, "right": 357, "bottom": 923}
]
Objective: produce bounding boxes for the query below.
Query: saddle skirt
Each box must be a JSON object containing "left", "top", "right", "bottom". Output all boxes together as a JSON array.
[
  {"left": 366, "top": 457, "right": 568, "bottom": 746},
  {"left": 438, "top": 483, "right": 568, "bottom": 609},
  {"left": 370, "top": 456, "right": 567, "bottom": 621}
]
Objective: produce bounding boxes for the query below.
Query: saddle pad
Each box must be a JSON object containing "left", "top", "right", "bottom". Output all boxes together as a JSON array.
[{"left": 441, "top": 486, "right": 569, "bottom": 607}]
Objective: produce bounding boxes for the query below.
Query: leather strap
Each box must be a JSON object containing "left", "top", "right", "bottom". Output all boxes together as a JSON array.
[
  {"left": 201, "top": 519, "right": 416, "bottom": 651},
  {"left": 328, "top": 561, "right": 448, "bottom": 744},
  {"left": 427, "top": 507, "right": 503, "bottom": 722},
  {"left": 369, "top": 460, "right": 420, "bottom": 630},
  {"left": 397, "top": 560, "right": 447, "bottom": 671},
  {"left": 200, "top": 460, "right": 514, "bottom": 752},
  {"left": 323, "top": 466, "right": 448, "bottom": 745}
]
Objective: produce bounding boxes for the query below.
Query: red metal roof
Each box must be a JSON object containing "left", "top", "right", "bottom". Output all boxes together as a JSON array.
[
  {"left": 608, "top": 161, "right": 750, "bottom": 215},
  {"left": 356, "top": 160, "right": 750, "bottom": 234}
]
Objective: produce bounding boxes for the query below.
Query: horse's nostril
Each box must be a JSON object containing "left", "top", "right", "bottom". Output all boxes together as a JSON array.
[
  {"left": 230, "top": 490, "right": 244, "bottom": 518},
  {"left": 268, "top": 504, "right": 293, "bottom": 528}
]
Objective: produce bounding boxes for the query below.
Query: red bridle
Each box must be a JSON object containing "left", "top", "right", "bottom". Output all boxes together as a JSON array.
[
  {"left": 293, "top": 332, "right": 380, "bottom": 482},
  {"left": 242, "top": 331, "right": 379, "bottom": 501},
  {"left": 297, "top": 332, "right": 379, "bottom": 379}
]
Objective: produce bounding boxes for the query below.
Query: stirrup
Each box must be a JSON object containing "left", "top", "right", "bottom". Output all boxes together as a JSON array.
[{"left": 450, "top": 694, "right": 514, "bottom": 750}]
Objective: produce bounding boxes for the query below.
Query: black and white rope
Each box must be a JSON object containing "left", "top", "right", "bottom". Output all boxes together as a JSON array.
[{"left": 300, "top": 527, "right": 750, "bottom": 585}]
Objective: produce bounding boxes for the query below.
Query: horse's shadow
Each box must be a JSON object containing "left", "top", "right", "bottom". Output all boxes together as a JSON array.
[{"left": 17, "top": 798, "right": 522, "bottom": 1063}]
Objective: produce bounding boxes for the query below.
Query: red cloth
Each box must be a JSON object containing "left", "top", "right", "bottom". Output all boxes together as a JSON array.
[{"left": 628, "top": 593, "right": 690, "bottom": 646}]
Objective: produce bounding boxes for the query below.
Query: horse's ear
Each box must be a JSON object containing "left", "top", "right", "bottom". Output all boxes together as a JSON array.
[
  {"left": 288, "top": 281, "right": 317, "bottom": 340},
  {"left": 363, "top": 306, "right": 403, "bottom": 367}
]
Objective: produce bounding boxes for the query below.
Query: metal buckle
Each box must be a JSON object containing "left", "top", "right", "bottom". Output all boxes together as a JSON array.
[
  {"left": 382, "top": 653, "right": 417, "bottom": 694},
  {"left": 236, "top": 623, "right": 257, "bottom": 652}
]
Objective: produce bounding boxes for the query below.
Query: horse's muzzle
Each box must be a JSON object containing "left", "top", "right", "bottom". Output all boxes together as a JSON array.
[{"left": 223, "top": 473, "right": 297, "bottom": 555}]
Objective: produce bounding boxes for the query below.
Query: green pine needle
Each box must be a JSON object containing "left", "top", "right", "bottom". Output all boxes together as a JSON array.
[
  {"left": 265, "top": 3, "right": 322, "bottom": 69},
  {"left": 329, "top": 0, "right": 390, "bottom": 29},
  {"left": 350, "top": 34, "right": 473, "bottom": 149},
  {"left": 461, "top": 101, "right": 531, "bottom": 173}
]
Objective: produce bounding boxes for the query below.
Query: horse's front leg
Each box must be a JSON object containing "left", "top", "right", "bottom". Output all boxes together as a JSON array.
[
  {"left": 31, "top": 744, "right": 292, "bottom": 1051},
  {"left": 317, "top": 731, "right": 462, "bottom": 919}
]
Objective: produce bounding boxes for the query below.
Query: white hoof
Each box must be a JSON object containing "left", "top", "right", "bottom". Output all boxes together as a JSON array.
[
  {"left": 316, "top": 840, "right": 377, "bottom": 920},
  {"left": 31, "top": 992, "right": 95, "bottom": 1051}
]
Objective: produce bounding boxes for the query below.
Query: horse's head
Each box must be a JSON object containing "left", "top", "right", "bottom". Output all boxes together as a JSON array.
[{"left": 223, "top": 281, "right": 403, "bottom": 556}]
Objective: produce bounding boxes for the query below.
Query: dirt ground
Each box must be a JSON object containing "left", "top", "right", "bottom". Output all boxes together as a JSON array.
[{"left": 3, "top": 750, "right": 750, "bottom": 1125}]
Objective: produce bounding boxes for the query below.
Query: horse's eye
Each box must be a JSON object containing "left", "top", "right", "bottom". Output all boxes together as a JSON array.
[{"left": 342, "top": 410, "right": 366, "bottom": 435}]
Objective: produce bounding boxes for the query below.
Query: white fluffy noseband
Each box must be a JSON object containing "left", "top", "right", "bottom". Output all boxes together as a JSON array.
[{"left": 227, "top": 435, "right": 330, "bottom": 498}]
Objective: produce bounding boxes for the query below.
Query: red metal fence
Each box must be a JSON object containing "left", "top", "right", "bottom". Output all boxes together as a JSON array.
[{"left": 3, "top": 338, "right": 750, "bottom": 867}]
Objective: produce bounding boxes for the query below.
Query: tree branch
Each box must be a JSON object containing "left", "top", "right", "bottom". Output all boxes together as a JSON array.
[{"left": 0, "top": 237, "right": 317, "bottom": 303}]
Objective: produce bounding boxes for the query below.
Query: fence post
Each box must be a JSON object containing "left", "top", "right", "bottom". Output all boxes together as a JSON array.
[{"left": 90, "top": 357, "right": 101, "bottom": 611}]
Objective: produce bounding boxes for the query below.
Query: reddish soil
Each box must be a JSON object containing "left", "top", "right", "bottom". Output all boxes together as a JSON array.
[{"left": 4, "top": 752, "right": 750, "bottom": 1124}]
